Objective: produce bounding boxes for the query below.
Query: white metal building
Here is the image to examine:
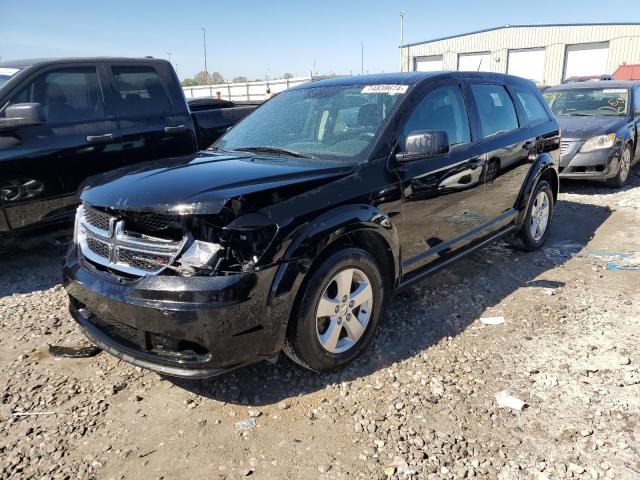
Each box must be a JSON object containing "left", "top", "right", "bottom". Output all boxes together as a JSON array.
[{"left": 400, "top": 23, "right": 640, "bottom": 85}]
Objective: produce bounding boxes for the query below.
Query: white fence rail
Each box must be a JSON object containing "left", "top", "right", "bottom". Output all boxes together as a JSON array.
[{"left": 182, "top": 76, "right": 312, "bottom": 102}]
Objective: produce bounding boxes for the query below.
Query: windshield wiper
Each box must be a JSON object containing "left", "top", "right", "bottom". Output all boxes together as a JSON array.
[{"left": 234, "top": 146, "right": 315, "bottom": 159}]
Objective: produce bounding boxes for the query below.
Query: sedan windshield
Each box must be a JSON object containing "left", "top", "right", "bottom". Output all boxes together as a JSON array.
[
  {"left": 544, "top": 88, "right": 629, "bottom": 116},
  {"left": 215, "top": 85, "right": 406, "bottom": 161}
]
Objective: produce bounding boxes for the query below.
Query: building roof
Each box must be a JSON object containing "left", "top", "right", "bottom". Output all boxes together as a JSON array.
[{"left": 402, "top": 23, "right": 640, "bottom": 48}]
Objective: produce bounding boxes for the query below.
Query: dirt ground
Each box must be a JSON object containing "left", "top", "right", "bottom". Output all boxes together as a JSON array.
[{"left": 1, "top": 169, "right": 640, "bottom": 480}]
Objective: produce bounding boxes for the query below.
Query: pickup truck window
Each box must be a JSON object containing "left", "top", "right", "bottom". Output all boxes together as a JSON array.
[
  {"left": 514, "top": 89, "right": 550, "bottom": 124},
  {"left": 1, "top": 67, "right": 105, "bottom": 123},
  {"left": 111, "top": 66, "right": 171, "bottom": 116},
  {"left": 401, "top": 85, "right": 471, "bottom": 148},
  {"left": 470, "top": 84, "right": 519, "bottom": 137},
  {"left": 216, "top": 85, "right": 404, "bottom": 160}
]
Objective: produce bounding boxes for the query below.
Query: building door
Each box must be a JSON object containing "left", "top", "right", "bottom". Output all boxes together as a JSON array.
[
  {"left": 507, "top": 48, "right": 546, "bottom": 83},
  {"left": 458, "top": 52, "right": 491, "bottom": 72},
  {"left": 564, "top": 42, "right": 609, "bottom": 80},
  {"left": 414, "top": 56, "right": 443, "bottom": 72}
]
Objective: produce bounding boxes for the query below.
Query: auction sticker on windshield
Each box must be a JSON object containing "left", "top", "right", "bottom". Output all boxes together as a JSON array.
[
  {"left": 0, "top": 68, "right": 19, "bottom": 77},
  {"left": 361, "top": 85, "right": 408, "bottom": 94}
]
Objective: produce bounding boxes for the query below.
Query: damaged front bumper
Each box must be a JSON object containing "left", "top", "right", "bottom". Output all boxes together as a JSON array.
[
  {"left": 559, "top": 141, "right": 621, "bottom": 181},
  {"left": 63, "top": 248, "right": 288, "bottom": 378}
]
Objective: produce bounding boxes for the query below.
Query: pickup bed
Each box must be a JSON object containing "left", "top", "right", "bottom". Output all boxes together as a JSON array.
[{"left": 0, "top": 57, "right": 255, "bottom": 237}]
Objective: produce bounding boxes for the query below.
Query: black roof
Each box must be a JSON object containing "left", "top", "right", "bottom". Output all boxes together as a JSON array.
[
  {"left": 293, "top": 71, "right": 533, "bottom": 90},
  {"left": 546, "top": 80, "right": 640, "bottom": 91},
  {"left": 402, "top": 23, "right": 640, "bottom": 48},
  {"left": 0, "top": 57, "right": 168, "bottom": 69}
]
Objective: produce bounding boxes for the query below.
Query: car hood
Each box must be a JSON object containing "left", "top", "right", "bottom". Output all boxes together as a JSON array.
[
  {"left": 556, "top": 115, "right": 628, "bottom": 141},
  {"left": 81, "top": 151, "right": 358, "bottom": 215}
]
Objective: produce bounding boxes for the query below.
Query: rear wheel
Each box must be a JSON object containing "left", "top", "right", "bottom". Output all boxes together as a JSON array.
[
  {"left": 606, "top": 143, "right": 632, "bottom": 188},
  {"left": 283, "top": 247, "right": 385, "bottom": 372},
  {"left": 512, "top": 180, "right": 554, "bottom": 251}
]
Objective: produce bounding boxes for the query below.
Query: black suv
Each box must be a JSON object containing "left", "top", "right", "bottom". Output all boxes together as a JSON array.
[{"left": 64, "top": 72, "right": 560, "bottom": 378}]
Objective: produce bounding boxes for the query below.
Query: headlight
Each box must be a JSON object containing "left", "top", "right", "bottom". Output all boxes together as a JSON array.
[
  {"left": 177, "top": 240, "right": 224, "bottom": 273},
  {"left": 579, "top": 133, "right": 616, "bottom": 153}
]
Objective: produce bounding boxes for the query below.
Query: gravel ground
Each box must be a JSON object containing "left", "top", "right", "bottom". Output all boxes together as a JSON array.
[{"left": 1, "top": 169, "right": 640, "bottom": 480}]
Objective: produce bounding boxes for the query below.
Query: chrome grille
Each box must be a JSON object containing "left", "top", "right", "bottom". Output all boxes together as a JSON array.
[
  {"left": 84, "top": 206, "right": 112, "bottom": 232},
  {"left": 77, "top": 205, "right": 186, "bottom": 276}
]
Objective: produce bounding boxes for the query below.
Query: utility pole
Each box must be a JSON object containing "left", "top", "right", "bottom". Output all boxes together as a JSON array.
[
  {"left": 360, "top": 42, "right": 364, "bottom": 75},
  {"left": 400, "top": 10, "right": 405, "bottom": 72},
  {"left": 201, "top": 27, "right": 208, "bottom": 80}
]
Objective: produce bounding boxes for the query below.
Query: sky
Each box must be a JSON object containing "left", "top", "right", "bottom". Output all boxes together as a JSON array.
[{"left": 1, "top": 0, "right": 637, "bottom": 81}]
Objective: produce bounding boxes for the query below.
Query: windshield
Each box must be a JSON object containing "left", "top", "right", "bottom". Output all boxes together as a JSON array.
[
  {"left": 0, "top": 67, "right": 22, "bottom": 89},
  {"left": 544, "top": 88, "right": 629, "bottom": 116},
  {"left": 215, "top": 84, "right": 406, "bottom": 160}
]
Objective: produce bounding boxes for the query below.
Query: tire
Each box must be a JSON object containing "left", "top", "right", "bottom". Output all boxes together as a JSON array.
[
  {"left": 606, "top": 143, "right": 632, "bottom": 188},
  {"left": 283, "top": 247, "right": 385, "bottom": 372},
  {"left": 512, "top": 179, "right": 554, "bottom": 252}
]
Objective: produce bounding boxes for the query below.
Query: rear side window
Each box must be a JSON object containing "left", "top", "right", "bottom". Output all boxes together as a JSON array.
[
  {"left": 402, "top": 84, "right": 471, "bottom": 147},
  {"left": 2, "top": 67, "right": 105, "bottom": 123},
  {"left": 514, "top": 89, "right": 550, "bottom": 124},
  {"left": 111, "top": 66, "right": 171, "bottom": 115},
  {"left": 470, "top": 84, "right": 519, "bottom": 138}
]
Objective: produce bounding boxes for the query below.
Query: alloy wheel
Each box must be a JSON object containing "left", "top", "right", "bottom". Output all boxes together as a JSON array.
[
  {"left": 315, "top": 268, "right": 373, "bottom": 354},
  {"left": 619, "top": 147, "right": 631, "bottom": 183},
  {"left": 529, "top": 191, "right": 550, "bottom": 241}
]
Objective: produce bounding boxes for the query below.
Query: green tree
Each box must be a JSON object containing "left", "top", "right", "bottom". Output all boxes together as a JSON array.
[
  {"left": 282, "top": 72, "right": 294, "bottom": 79},
  {"left": 181, "top": 78, "right": 197, "bottom": 87},
  {"left": 232, "top": 76, "right": 247, "bottom": 83}
]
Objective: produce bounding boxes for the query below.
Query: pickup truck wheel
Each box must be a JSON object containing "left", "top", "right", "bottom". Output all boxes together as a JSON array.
[
  {"left": 511, "top": 180, "right": 554, "bottom": 251},
  {"left": 606, "top": 143, "right": 632, "bottom": 188},
  {"left": 283, "top": 247, "right": 385, "bottom": 372}
]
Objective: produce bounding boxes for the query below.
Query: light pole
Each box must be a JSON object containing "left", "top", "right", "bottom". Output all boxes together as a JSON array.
[
  {"left": 201, "top": 27, "right": 208, "bottom": 80},
  {"left": 165, "top": 52, "right": 172, "bottom": 64},
  {"left": 360, "top": 42, "right": 364, "bottom": 75},
  {"left": 400, "top": 10, "right": 405, "bottom": 72}
]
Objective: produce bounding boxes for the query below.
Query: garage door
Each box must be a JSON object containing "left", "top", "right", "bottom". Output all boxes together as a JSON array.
[
  {"left": 564, "top": 42, "right": 609, "bottom": 80},
  {"left": 414, "top": 55, "right": 443, "bottom": 72},
  {"left": 507, "top": 48, "right": 545, "bottom": 83},
  {"left": 458, "top": 52, "right": 491, "bottom": 72}
]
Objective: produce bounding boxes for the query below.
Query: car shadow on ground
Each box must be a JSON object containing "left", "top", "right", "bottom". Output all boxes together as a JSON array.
[{"left": 169, "top": 198, "right": 612, "bottom": 405}]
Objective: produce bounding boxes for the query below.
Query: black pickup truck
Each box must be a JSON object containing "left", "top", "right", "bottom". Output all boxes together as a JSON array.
[
  {"left": 64, "top": 72, "right": 560, "bottom": 378},
  {"left": 0, "top": 57, "right": 255, "bottom": 238}
]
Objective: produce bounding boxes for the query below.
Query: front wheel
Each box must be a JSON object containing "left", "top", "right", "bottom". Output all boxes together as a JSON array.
[
  {"left": 512, "top": 179, "right": 554, "bottom": 251},
  {"left": 606, "top": 143, "right": 632, "bottom": 188},
  {"left": 283, "top": 247, "right": 385, "bottom": 372}
]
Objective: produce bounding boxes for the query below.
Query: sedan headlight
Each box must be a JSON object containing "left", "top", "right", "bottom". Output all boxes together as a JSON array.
[{"left": 579, "top": 133, "right": 616, "bottom": 153}]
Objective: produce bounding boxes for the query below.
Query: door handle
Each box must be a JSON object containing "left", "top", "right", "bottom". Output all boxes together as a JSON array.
[
  {"left": 164, "top": 125, "right": 187, "bottom": 134},
  {"left": 86, "top": 133, "right": 114, "bottom": 144},
  {"left": 523, "top": 140, "right": 536, "bottom": 150}
]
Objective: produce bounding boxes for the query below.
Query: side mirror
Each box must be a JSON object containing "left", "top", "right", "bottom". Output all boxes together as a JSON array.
[
  {"left": 0, "top": 103, "right": 44, "bottom": 129},
  {"left": 396, "top": 130, "right": 450, "bottom": 163}
]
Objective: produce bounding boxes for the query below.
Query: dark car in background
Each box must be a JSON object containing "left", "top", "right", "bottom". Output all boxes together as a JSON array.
[
  {"left": 64, "top": 72, "right": 560, "bottom": 378},
  {"left": 544, "top": 81, "right": 640, "bottom": 187},
  {"left": 0, "top": 57, "right": 256, "bottom": 241}
]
